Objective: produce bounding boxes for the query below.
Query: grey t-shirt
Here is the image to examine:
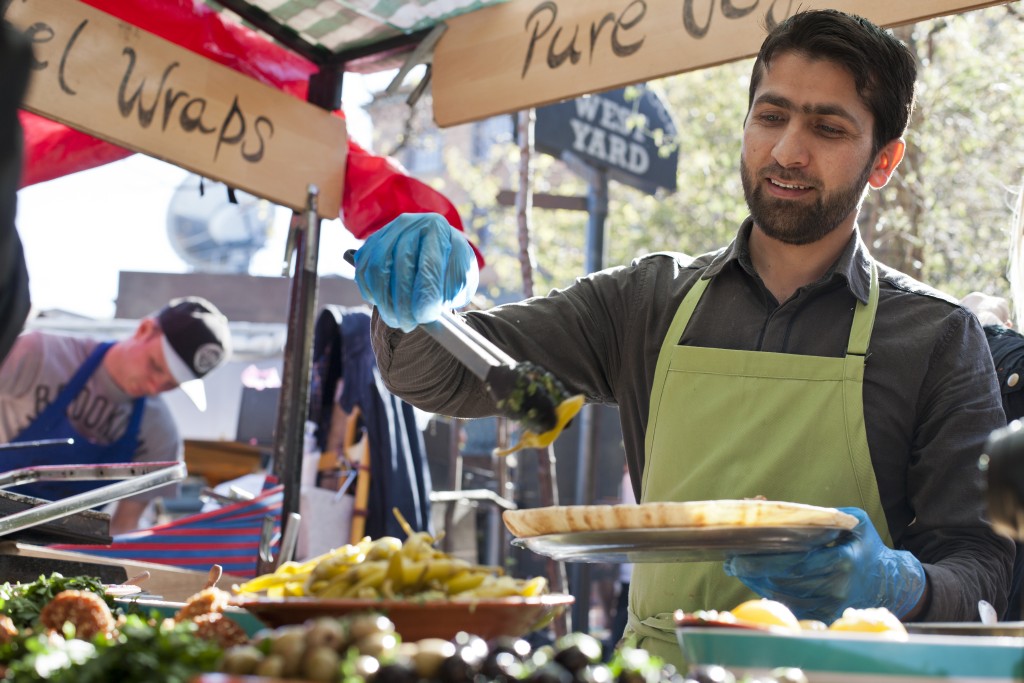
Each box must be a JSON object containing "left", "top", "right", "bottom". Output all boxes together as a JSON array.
[{"left": 0, "top": 331, "right": 181, "bottom": 502}]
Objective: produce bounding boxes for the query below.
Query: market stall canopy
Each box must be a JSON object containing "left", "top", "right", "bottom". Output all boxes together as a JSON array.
[
  {"left": 211, "top": 0, "right": 510, "bottom": 65},
  {"left": 11, "top": 0, "right": 1009, "bottom": 237}
]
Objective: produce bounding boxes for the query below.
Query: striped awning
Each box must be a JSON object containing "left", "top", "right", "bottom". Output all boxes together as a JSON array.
[
  {"left": 211, "top": 0, "right": 509, "bottom": 63},
  {"left": 51, "top": 485, "right": 284, "bottom": 579}
]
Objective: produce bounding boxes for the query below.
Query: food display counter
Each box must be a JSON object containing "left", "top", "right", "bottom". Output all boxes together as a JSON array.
[{"left": 1, "top": 498, "right": 1020, "bottom": 683}]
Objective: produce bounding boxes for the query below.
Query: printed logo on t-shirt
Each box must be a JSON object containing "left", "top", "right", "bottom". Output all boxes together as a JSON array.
[{"left": 32, "top": 383, "right": 131, "bottom": 444}]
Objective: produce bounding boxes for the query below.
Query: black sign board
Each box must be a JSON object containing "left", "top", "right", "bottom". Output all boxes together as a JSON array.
[{"left": 535, "top": 85, "right": 679, "bottom": 195}]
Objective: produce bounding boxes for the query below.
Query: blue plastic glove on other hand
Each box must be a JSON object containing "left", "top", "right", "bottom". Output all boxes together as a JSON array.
[
  {"left": 352, "top": 213, "right": 479, "bottom": 332},
  {"left": 723, "top": 507, "right": 926, "bottom": 624}
]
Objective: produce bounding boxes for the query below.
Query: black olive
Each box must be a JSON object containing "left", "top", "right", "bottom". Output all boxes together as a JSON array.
[
  {"left": 371, "top": 661, "right": 419, "bottom": 683},
  {"left": 553, "top": 633, "right": 603, "bottom": 673},
  {"left": 523, "top": 662, "right": 574, "bottom": 683},
  {"left": 452, "top": 631, "right": 489, "bottom": 664},
  {"left": 481, "top": 650, "right": 527, "bottom": 681},
  {"left": 489, "top": 636, "right": 532, "bottom": 660},
  {"left": 530, "top": 644, "right": 556, "bottom": 669},
  {"left": 437, "top": 644, "right": 485, "bottom": 683},
  {"left": 577, "top": 663, "right": 614, "bottom": 683}
]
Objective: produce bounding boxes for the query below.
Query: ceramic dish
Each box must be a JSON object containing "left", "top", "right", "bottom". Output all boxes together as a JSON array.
[{"left": 238, "top": 594, "right": 575, "bottom": 642}]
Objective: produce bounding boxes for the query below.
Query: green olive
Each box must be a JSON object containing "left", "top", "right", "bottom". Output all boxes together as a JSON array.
[
  {"left": 410, "top": 638, "right": 456, "bottom": 678},
  {"left": 353, "top": 654, "right": 381, "bottom": 679},
  {"left": 356, "top": 630, "right": 399, "bottom": 659},
  {"left": 254, "top": 654, "right": 285, "bottom": 678},
  {"left": 270, "top": 629, "right": 306, "bottom": 676},
  {"left": 220, "top": 645, "right": 263, "bottom": 675},
  {"left": 305, "top": 617, "right": 347, "bottom": 651},
  {"left": 303, "top": 645, "right": 341, "bottom": 682},
  {"left": 348, "top": 613, "right": 395, "bottom": 641}
]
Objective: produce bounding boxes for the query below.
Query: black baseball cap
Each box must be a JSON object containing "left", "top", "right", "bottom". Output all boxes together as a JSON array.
[{"left": 156, "top": 296, "right": 231, "bottom": 411}]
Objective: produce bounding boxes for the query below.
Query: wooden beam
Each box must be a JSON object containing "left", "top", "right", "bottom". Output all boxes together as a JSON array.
[{"left": 496, "top": 189, "right": 588, "bottom": 212}]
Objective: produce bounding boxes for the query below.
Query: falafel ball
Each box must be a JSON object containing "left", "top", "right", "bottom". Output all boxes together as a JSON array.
[{"left": 39, "top": 589, "right": 115, "bottom": 640}]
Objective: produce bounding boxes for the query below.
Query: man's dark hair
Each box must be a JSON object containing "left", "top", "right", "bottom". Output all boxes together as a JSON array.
[{"left": 747, "top": 9, "right": 917, "bottom": 155}]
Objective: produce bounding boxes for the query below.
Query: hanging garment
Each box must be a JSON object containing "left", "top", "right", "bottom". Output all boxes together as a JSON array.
[
  {"left": 322, "top": 307, "right": 432, "bottom": 539},
  {"left": 4, "top": 342, "right": 145, "bottom": 500}
]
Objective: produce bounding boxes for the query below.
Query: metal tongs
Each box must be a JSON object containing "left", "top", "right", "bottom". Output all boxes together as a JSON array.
[
  {"left": 426, "top": 310, "right": 564, "bottom": 433},
  {"left": 0, "top": 461, "right": 187, "bottom": 537},
  {"left": 345, "top": 249, "right": 566, "bottom": 433}
]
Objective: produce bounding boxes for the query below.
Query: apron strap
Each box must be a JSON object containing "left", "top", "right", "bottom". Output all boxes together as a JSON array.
[
  {"left": 625, "top": 605, "right": 679, "bottom": 649},
  {"left": 847, "top": 261, "right": 879, "bottom": 357},
  {"left": 642, "top": 276, "right": 710, "bottom": 494},
  {"left": 111, "top": 396, "right": 146, "bottom": 448},
  {"left": 30, "top": 342, "right": 114, "bottom": 431}
]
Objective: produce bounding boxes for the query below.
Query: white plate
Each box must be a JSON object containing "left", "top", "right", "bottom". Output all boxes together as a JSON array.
[{"left": 512, "top": 525, "right": 851, "bottom": 563}]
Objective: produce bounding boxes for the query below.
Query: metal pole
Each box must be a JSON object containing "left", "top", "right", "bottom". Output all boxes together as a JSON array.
[
  {"left": 570, "top": 167, "right": 608, "bottom": 634},
  {"left": 257, "top": 187, "right": 321, "bottom": 575}
]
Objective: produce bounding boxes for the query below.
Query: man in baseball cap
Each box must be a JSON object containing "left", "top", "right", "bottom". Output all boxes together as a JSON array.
[
  {"left": 157, "top": 296, "right": 232, "bottom": 412},
  {"left": 0, "top": 295, "right": 232, "bottom": 533}
]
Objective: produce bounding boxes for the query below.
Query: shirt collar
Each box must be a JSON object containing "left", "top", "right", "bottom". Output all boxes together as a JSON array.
[{"left": 703, "top": 217, "right": 874, "bottom": 305}]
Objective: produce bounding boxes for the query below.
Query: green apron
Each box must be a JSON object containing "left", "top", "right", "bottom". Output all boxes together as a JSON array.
[{"left": 627, "top": 263, "right": 892, "bottom": 668}]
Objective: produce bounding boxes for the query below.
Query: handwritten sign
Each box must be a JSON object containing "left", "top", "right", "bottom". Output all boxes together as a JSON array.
[
  {"left": 6, "top": 0, "right": 346, "bottom": 218},
  {"left": 433, "top": 0, "right": 1009, "bottom": 127}
]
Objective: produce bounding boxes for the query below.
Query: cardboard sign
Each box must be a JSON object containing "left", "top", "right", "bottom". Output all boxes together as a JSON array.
[
  {"left": 535, "top": 86, "right": 679, "bottom": 194},
  {"left": 7, "top": 0, "right": 346, "bottom": 218},
  {"left": 433, "top": 0, "right": 1009, "bottom": 127}
]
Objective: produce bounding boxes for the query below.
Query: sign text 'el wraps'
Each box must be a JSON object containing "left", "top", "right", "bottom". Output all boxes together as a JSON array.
[
  {"left": 433, "top": 0, "right": 1009, "bottom": 128},
  {"left": 6, "top": 0, "right": 346, "bottom": 218}
]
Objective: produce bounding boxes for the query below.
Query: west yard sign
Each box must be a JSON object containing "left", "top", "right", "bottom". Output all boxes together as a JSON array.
[
  {"left": 433, "top": 0, "right": 1010, "bottom": 127},
  {"left": 535, "top": 85, "right": 679, "bottom": 195}
]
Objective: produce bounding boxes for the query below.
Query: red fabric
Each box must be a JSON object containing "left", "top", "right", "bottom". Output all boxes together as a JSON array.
[
  {"left": 20, "top": 112, "right": 134, "bottom": 187},
  {"left": 21, "top": 0, "right": 482, "bottom": 265}
]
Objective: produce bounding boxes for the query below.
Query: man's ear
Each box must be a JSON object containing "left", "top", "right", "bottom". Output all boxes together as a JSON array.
[
  {"left": 867, "top": 139, "right": 906, "bottom": 189},
  {"left": 134, "top": 317, "right": 159, "bottom": 340}
]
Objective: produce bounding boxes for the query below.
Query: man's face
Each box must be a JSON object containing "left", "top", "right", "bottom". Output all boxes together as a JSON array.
[
  {"left": 120, "top": 322, "right": 180, "bottom": 397},
  {"left": 741, "top": 52, "right": 878, "bottom": 245}
]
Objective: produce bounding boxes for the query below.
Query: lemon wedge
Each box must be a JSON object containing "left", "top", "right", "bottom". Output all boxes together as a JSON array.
[
  {"left": 728, "top": 598, "right": 802, "bottom": 633},
  {"left": 494, "top": 394, "right": 585, "bottom": 456},
  {"left": 829, "top": 607, "right": 908, "bottom": 639}
]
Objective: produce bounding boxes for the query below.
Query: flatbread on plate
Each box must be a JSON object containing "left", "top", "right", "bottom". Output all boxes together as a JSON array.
[{"left": 502, "top": 500, "right": 857, "bottom": 538}]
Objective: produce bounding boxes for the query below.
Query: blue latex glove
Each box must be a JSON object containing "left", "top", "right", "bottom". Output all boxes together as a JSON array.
[
  {"left": 723, "top": 507, "right": 927, "bottom": 623},
  {"left": 352, "top": 213, "right": 479, "bottom": 332}
]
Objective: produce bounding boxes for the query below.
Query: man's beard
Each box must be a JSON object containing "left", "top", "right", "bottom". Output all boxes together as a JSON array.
[{"left": 740, "top": 158, "right": 873, "bottom": 245}]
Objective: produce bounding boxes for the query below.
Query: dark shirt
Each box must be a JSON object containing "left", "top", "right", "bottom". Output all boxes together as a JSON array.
[
  {"left": 372, "top": 219, "right": 1013, "bottom": 621},
  {"left": 980, "top": 323, "right": 1024, "bottom": 620},
  {"left": 984, "top": 324, "right": 1024, "bottom": 425}
]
